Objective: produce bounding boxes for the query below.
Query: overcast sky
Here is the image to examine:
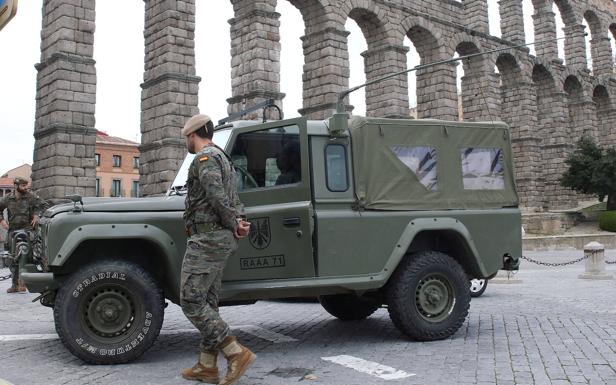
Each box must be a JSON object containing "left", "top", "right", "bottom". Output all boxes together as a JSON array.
[{"left": 0, "top": 0, "right": 576, "bottom": 175}]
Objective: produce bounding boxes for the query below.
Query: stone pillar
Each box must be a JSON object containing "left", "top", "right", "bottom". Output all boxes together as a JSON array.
[
  {"left": 533, "top": 8, "right": 559, "bottom": 60},
  {"left": 140, "top": 0, "right": 200, "bottom": 197},
  {"left": 590, "top": 36, "right": 614, "bottom": 76},
  {"left": 461, "top": 71, "right": 500, "bottom": 122},
  {"left": 538, "top": 89, "right": 576, "bottom": 210},
  {"left": 569, "top": 98, "right": 598, "bottom": 143},
  {"left": 563, "top": 24, "right": 587, "bottom": 68},
  {"left": 464, "top": 0, "right": 489, "bottom": 34},
  {"left": 32, "top": 0, "right": 97, "bottom": 199},
  {"left": 362, "top": 44, "right": 409, "bottom": 118},
  {"left": 501, "top": 82, "right": 544, "bottom": 210},
  {"left": 601, "top": 108, "right": 616, "bottom": 147},
  {"left": 578, "top": 242, "right": 612, "bottom": 280},
  {"left": 416, "top": 62, "right": 458, "bottom": 120},
  {"left": 499, "top": 0, "right": 525, "bottom": 44},
  {"left": 299, "top": 27, "right": 351, "bottom": 119},
  {"left": 228, "top": 0, "right": 285, "bottom": 119}
]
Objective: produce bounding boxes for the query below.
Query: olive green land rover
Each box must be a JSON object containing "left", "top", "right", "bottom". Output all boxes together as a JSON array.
[{"left": 20, "top": 110, "right": 521, "bottom": 364}]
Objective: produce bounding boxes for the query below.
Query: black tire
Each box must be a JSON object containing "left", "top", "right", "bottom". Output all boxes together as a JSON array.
[
  {"left": 319, "top": 294, "right": 381, "bottom": 321},
  {"left": 386, "top": 251, "right": 470, "bottom": 341},
  {"left": 54, "top": 260, "right": 164, "bottom": 364},
  {"left": 469, "top": 278, "right": 488, "bottom": 297}
]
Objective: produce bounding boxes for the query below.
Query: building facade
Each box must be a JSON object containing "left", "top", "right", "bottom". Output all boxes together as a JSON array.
[{"left": 95, "top": 132, "right": 140, "bottom": 198}]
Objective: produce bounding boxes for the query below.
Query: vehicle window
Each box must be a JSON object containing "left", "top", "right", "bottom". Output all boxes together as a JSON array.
[
  {"left": 460, "top": 147, "right": 505, "bottom": 190},
  {"left": 390, "top": 146, "right": 438, "bottom": 191},
  {"left": 325, "top": 144, "right": 348, "bottom": 192},
  {"left": 231, "top": 125, "right": 301, "bottom": 191}
]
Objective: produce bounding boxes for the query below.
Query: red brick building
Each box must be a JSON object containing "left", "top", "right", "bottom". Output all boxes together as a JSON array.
[{"left": 95, "top": 132, "right": 140, "bottom": 198}]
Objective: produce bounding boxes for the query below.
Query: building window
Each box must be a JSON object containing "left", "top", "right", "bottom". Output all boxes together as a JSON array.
[
  {"left": 95, "top": 153, "right": 100, "bottom": 166},
  {"left": 112, "top": 155, "right": 121, "bottom": 168},
  {"left": 131, "top": 180, "right": 140, "bottom": 197},
  {"left": 133, "top": 157, "right": 140, "bottom": 169},
  {"left": 95, "top": 178, "right": 100, "bottom": 197},
  {"left": 111, "top": 179, "right": 122, "bottom": 197}
]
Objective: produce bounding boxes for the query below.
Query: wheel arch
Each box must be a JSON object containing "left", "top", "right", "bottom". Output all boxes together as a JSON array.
[
  {"left": 54, "top": 237, "right": 179, "bottom": 302},
  {"left": 384, "top": 218, "right": 487, "bottom": 281}
]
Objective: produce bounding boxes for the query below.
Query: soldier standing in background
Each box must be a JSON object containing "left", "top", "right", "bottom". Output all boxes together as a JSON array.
[
  {"left": 179, "top": 114, "right": 254, "bottom": 385},
  {"left": 0, "top": 177, "right": 47, "bottom": 293}
]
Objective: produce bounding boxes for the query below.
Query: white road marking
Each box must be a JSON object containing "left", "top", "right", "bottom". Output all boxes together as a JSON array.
[
  {"left": 0, "top": 334, "right": 58, "bottom": 342},
  {"left": 0, "top": 325, "right": 297, "bottom": 344},
  {"left": 321, "top": 355, "right": 415, "bottom": 380}
]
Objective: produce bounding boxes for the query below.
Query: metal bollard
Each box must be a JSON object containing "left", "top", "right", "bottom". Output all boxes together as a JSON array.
[{"left": 578, "top": 241, "right": 613, "bottom": 280}]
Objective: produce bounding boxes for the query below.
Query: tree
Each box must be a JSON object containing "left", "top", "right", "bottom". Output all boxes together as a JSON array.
[{"left": 561, "top": 136, "right": 616, "bottom": 211}]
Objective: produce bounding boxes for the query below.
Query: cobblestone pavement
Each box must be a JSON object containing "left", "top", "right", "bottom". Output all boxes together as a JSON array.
[{"left": 0, "top": 250, "right": 615, "bottom": 385}]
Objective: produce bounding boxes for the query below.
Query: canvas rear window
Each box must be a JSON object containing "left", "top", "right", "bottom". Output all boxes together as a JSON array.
[
  {"left": 460, "top": 147, "right": 505, "bottom": 190},
  {"left": 390, "top": 146, "right": 438, "bottom": 191}
]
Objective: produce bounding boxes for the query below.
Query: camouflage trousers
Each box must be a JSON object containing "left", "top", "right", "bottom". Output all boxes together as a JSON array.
[{"left": 180, "top": 229, "right": 238, "bottom": 351}]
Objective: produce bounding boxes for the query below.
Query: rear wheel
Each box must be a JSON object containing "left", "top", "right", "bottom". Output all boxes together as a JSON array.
[
  {"left": 386, "top": 251, "right": 470, "bottom": 341},
  {"left": 319, "top": 294, "right": 381, "bottom": 321},
  {"left": 54, "top": 260, "right": 164, "bottom": 364},
  {"left": 470, "top": 278, "right": 488, "bottom": 297}
]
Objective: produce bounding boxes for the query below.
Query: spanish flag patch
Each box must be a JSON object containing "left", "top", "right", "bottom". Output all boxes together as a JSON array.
[{"left": 199, "top": 156, "right": 209, "bottom": 162}]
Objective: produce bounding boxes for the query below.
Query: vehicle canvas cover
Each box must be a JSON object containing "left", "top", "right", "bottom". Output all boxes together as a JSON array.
[{"left": 348, "top": 117, "right": 519, "bottom": 210}]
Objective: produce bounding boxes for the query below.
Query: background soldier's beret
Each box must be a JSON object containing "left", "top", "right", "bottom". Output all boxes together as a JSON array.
[
  {"left": 181, "top": 114, "right": 212, "bottom": 136},
  {"left": 13, "top": 177, "right": 28, "bottom": 185}
]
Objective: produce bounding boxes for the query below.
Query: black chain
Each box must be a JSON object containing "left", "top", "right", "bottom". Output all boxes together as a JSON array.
[
  {"left": 606, "top": 259, "right": 616, "bottom": 265},
  {"left": 0, "top": 273, "right": 12, "bottom": 281},
  {"left": 520, "top": 254, "right": 589, "bottom": 267}
]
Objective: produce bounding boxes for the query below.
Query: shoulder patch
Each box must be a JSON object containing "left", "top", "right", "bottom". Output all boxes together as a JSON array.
[{"left": 199, "top": 156, "right": 209, "bottom": 162}]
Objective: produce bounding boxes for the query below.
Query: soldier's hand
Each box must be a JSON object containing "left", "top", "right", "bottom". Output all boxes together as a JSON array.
[
  {"left": 31, "top": 215, "right": 40, "bottom": 227},
  {"left": 0, "top": 219, "right": 7, "bottom": 230},
  {"left": 234, "top": 220, "right": 251, "bottom": 239}
]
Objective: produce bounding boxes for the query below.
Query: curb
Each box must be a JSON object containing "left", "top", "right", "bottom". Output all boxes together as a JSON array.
[{"left": 523, "top": 233, "right": 616, "bottom": 251}]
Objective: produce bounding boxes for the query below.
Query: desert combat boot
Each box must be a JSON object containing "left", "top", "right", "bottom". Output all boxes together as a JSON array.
[
  {"left": 219, "top": 336, "right": 256, "bottom": 385},
  {"left": 181, "top": 350, "right": 220, "bottom": 383}
]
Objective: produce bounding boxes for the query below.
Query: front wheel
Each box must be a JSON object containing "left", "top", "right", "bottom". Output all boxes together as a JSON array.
[
  {"left": 53, "top": 260, "right": 164, "bottom": 364},
  {"left": 386, "top": 251, "right": 470, "bottom": 341}
]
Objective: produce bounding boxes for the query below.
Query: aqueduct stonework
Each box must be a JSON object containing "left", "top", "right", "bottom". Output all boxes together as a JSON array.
[{"left": 32, "top": 0, "right": 616, "bottom": 212}]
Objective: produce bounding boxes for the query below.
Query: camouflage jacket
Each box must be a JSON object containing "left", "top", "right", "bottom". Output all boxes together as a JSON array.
[
  {"left": 184, "top": 144, "right": 244, "bottom": 232},
  {"left": 0, "top": 191, "right": 47, "bottom": 232}
]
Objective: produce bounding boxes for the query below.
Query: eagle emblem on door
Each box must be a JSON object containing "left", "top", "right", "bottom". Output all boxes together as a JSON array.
[{"left": 249, "top": 217, "right": 271, "bottom": 250}]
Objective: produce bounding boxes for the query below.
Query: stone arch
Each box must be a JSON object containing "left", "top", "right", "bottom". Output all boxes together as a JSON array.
[
  {"left": 338, "top": 0, "right": 392, "bottom": 48},
  {"left": 592, "top": 84, "right": 615, "bottom": 147},
  {"left": 340, "top": 1, "right": 406, "bottom": 117},
  {"left": 455, "top": 40, "right": 496, "bottom": 121},
  {"left": 286, "top": 0, "right": 335, "bottom": 33},
  {"left": 496, "top": 53, "right": 526, "bottom": 87},
  {"left": 400, "top": 16, "right": 446, "bottom": 63},
  {"left": 401, "top": 17, "right": 454, "bottom": 119},
  {"left": 554, "top": 0, "right": 587, "bottom": 67},
  {"left": 582, "top": 9, "right": 612, "bottom": 74}
]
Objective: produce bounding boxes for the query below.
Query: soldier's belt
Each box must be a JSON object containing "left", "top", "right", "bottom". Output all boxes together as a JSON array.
[{"left": 186, "top": 222, "right": 225, "bottom": 236}]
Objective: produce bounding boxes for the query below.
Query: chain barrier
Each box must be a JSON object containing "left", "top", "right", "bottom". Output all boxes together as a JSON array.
[
  {"left": 520, "top": 254, "right": 589, "bottom": 267},
  {"left": 605, "top": 259, "right": 616, "bottom": 265},
  {"left": 0, "top": 273, "right": 12, "bottom": 281}
]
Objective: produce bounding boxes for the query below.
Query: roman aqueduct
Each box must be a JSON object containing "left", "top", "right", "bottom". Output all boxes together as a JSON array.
[{"left": 32, "top": 0, "right": 616, "bottom": 213}]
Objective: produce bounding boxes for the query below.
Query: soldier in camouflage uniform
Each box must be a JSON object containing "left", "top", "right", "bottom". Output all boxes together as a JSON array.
[
  {"left": 179, "top": 114, "right": 255, "bottom": 385},
  {"left": 0, "top": 177, "right": 47, "bottom": 293}
]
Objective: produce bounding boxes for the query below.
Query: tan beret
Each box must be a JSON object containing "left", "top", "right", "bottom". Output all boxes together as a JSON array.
[{"left": 181, "top": 114, "right": 212, "bottom": 136}]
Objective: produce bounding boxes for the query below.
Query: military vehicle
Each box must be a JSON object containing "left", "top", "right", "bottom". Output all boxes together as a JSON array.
[{"left": 18, "top": 50, "right": 522, "bottom": 363}]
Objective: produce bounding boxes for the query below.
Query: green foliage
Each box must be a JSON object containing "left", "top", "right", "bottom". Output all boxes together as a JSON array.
[
  {"left": 560, "top": 136, "right": 616, "bottom": 210},
  {"left": 599, "top": 211, "right": 616, "bottom": 232}
]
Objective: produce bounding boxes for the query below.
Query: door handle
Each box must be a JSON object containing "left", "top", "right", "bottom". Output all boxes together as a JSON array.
[{"left": 283, "top": 217, "right": 301, "bottom": 227}]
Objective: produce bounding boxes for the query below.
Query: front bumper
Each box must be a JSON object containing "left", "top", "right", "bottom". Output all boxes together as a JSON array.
[{"left": 20, "top": 265, "right": 57, "bottom": 293}]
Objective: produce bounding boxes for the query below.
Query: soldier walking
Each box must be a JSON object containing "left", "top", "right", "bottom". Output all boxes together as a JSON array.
[
  {"left": 180, "top": 114, "right": 254, "bottom": 385},
  {"left": 0, "top": 177, "right": 47, "bottom": 293}
]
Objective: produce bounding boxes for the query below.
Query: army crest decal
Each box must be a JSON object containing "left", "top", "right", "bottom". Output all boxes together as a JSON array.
[{"left": 249, "top": 217, "right": 271, "bottom": 249}]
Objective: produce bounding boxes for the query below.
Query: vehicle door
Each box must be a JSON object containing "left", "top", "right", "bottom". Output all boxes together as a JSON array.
[{"left": 223, "top": 118, "right": 315, "bottom": 281}]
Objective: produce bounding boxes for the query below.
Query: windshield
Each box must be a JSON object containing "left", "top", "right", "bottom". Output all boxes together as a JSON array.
[{"left": 167, "top": 128, "right": 233, "bottom": 195}]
